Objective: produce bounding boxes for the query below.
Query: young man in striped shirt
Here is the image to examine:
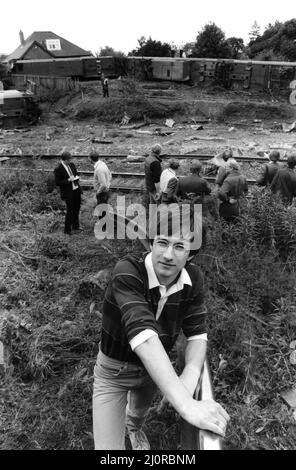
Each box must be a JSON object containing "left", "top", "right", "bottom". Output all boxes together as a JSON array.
[{"left": 92, "top": 205, "right": 229, "bottom": 450}]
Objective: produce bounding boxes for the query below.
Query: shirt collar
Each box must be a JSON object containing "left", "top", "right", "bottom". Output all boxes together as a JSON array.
[
  {"left": 94, "top": 160, "right": 101, "bottom": 169},
  {"left": 167, "top": 168, "right": 176, "bottom": 176},
  {"left": 61, "top": 160, "right": 71, "bottom": 171},
  {"left": 144, "top": 252, "right": 192, "bottom": 292}
]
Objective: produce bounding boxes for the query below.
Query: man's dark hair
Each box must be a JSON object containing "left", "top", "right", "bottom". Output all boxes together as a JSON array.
[
  {"left": 190, "top": 160, "right": 202, "bottom": 174},
  {"left": 169, "top": 159, "right": 180, "bottom": 170},
  {"left": 287, "top": 154, "right": 296, "bottom": 168},
  {"left": 148, "top": 203, "right": 203, "bottom": 258},
  {"left": 61, "top": 151, "right": 72, "bottom": 161},
  {"left": 89, "top": 151, "right": 100, "bottom": 163},
  {"left": 222, "top": 149, "right": 233, "bottom": 161},
  {"left": 269, "top": 150, "right": 280, "bottom": 162}
]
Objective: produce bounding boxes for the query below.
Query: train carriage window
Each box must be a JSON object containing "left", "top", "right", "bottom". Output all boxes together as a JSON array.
[{"left": 167, "top": 69, "right": 171, "bottom": 78}]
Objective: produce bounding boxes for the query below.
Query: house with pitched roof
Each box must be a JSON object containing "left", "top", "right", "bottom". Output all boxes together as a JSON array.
[
  {"left": 5, "top": 30, "right": 92, "bottom": 64},
  {"left": 4, "top": 31, "right": 99, "bottom": 80}
]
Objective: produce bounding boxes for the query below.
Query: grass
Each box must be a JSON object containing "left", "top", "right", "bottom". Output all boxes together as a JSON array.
[
  {"left": 0, "top": 171, "right": 296, "bottom": 450},
  {"left": 216, "top": 100, "right": 295, "bottom": 122}
]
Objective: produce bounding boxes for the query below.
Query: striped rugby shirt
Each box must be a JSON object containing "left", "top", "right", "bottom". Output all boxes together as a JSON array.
[{"left": 100, "top": 252, "right": 207, "bottom": 364}]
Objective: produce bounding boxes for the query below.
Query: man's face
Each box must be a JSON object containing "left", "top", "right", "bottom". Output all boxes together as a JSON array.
[{"left": 151, "top": 234, "right": 191, "bottom": 286}]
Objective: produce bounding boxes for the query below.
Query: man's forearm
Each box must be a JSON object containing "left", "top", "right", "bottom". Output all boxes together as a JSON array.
[
  {"left": 135, "top": 335, "right": 229, "bottom": 436},
  {"left": 180, "top": 339, "right": 207, "bottom": 396},
  {"left": 154, "top": 182, "right": 160, "bottom": 193},
  {"left": 134, "top": 335, "right": 193, "bottom": 418}
]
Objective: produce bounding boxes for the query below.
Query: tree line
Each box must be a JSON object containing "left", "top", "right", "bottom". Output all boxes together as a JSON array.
[{"left": 97, "top": 19, "right": 296, "bottom": 62}]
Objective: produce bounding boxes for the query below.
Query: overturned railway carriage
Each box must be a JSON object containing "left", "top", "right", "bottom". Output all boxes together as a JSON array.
[
  {"left": 0, "top": 89, "right": 41, "bottom": 126},
  {"left": 98, "top": 56, "right": 296, "bottom": 95},
  {"left": 189, "top": 58, "right": 296, "bottom": 94},
  {"left": 11, "top": 56, "right": 101, "bottom": 80},
  {"left": 9, "top": 55, "right": 296, "bottom": 95}
]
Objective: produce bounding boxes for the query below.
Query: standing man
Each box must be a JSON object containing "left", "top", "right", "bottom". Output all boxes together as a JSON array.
[
  {"left": 144, "top": 143, "right": 163, "bottom": 206},
  {"left": 218, "top": 159, "right": 248, "bottom": 223},
  {"left": 89, "top": 151, "right": 112, "bottom": 206},
  {"left": 215, "top": 149, "right": 234, "bottom": 187},
  {"left": 270, "top": 154, "right": 296, "bottom": 205},
  {"left": 102, "top": 78, "right": 109, "bottom": 98},
  {"left": 160, "top": 159, "right": 180, "bottom": 204},
  {"left": 93, "top": 205, "right": 230, "bottom": 450},
  {"left": 175, "top": 160, "right": 211, "bottom": 204},
  {"left": 256, "top": 150, "right": 282, "bottom": 187},
  {"left": 175, "top": 160, "right": 212, "bottom": 220},
  {"left": 54, "top": 151, "right": 82, "bottom": 235}
]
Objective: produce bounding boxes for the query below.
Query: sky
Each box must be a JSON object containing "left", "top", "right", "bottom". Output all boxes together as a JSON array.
[{"left": 1, "top": 0, "right": 296, "bottom": 56}]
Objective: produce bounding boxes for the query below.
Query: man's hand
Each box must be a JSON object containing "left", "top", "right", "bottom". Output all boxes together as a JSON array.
[
  {"left": 68, "top": 176, "right": 75, "bottom": 182},
  {"left": 182, "top": 399, "right": 230, "bottom": 437},
  {"left": 229, "top": 197, "right": 237, "bottom": 204}
]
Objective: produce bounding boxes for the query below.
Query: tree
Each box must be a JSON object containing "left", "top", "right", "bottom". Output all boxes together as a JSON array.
[
  {"left": 96, "top": 46, "right": 125, "bottom": 57},
  {"left": 181, "top": 42, "right": 195, "bottom": 57},
  {"left": 129, "top": 36, "right": 172, "bottom": 57},
  {"left": 193, "top": 23, "right": 232, "bottom": 58},
  {"left": 248, "top": 19, "right": 296, "bottom": 61},
  {"left": 226, "top": 37, "right": 245, "bottom": 59},
  {"left": 249, "top": 21, "right": 261, "bottom": 43}
]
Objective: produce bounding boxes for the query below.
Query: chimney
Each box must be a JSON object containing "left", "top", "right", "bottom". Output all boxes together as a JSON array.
[{"left": 19, "top": 30, "right": 25, "bottom": 45}]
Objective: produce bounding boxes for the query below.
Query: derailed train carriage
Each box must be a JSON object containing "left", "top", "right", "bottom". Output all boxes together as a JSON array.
[
  {"left": 6, "top": 55, "right": 296, "bottom": 100},
  {"left": 99, "top": 56, "right": 296, "bottom": 99},
  {"left": 11, "top": 56, "right": 101, "bottom": 80},
  {"left": 0, "top": 89, "right": 41, "bottom": 126}
]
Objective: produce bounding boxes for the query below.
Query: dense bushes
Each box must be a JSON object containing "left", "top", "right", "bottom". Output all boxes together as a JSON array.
[
  {"left": 197, "top": 191, "right": 296, "bottom": 448},
  {"left": 0, "top": 171, "right": 64, "bottom": 227}
]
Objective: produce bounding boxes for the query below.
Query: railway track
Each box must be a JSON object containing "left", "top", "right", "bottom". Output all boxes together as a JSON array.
[
  {"left": 0, "top": 167, "right": 258, "bottom": 192},
  {"left": 0, "top": 153, "right": 285, "bottom": 164}
]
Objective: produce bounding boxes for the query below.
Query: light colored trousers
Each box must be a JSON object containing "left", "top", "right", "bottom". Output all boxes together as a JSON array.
[{"left": 92, "top": 349, "right": 157, "bottom": 450}]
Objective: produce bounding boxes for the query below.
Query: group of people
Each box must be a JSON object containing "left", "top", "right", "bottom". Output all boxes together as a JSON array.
[
  {"left": 54, "top": 150, "right": 112, "bottom": 235},
  {"left": 144, "top": 144, "right": 296, "bottom": 223},
  {"left": 145, "top": 144, "right": 249, "bottom": 223},
  {"left": 53, "top": 143, "right": 296, "bottom": 451},
  {"left": 257, "top": 149, "right": 296, "bottom": 205}
]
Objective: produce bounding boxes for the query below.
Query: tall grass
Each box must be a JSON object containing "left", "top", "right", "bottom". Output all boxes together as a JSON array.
[{"left": 0, "top": 173, "right": 295, "bottom": 449}]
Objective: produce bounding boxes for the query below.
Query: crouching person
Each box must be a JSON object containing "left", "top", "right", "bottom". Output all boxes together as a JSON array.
[{"left": 92, "top": 204, "right": 230, "bottom": 450}]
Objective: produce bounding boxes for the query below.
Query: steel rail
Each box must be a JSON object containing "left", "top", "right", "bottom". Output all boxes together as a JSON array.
[
  {"left": 180, "top": 359, "right": 223, "bottom": 450},
  {"left": 1, "top": 153, "right": 287, "bottom": 163},
  {"left": 0, "top": 167, "right": 258, "bottom": 186}
]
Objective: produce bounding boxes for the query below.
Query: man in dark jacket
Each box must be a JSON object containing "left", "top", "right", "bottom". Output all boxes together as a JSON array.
[
  {"left": 144, "top": 144, "right": 163, "bottom": 206},
  {"left": 175, "top": 160, "right": 211, "bottom": 204},
  {"left": 54, "top": 151, "right": 82, "bottom": 235},
  {"left": 270, "top": 154, "right": 296, "bottom": 205},
  {"left": 256, "top": 150, "right": 282, "bottom": 187},
  {"left": 215, "top": 149, "right": 234, "bottom": 187},
  {"left": 218, "top": 160, "right": 248, "bottom": 222}
]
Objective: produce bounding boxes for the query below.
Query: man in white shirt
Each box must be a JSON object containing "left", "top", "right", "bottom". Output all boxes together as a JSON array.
[
  {"left": 160, "top": 159, "right": 180, "bottom": 204},
  {"left": 89, "top": 151, "right": 112, "bottom": 206},
  {"left": 92, "top": 205, "right": 230, "bottom": 450}
]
